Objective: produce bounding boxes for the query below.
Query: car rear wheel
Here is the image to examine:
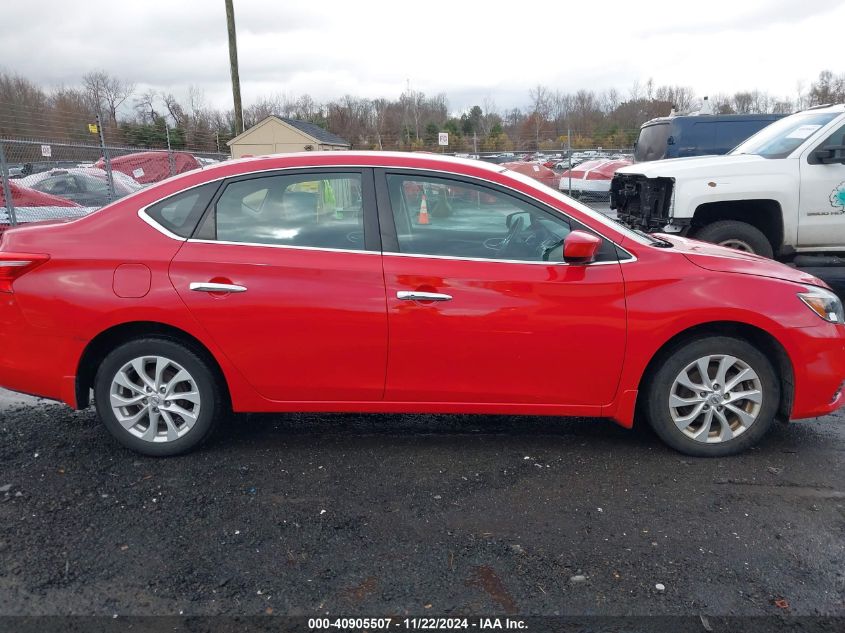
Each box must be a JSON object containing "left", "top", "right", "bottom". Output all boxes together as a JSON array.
[
  {"left": 644, "top": 336, "right": 780, "bottom": 457},
  {"left": 94, "top": 338, "right": 222, "bottom": 456},
  {"left": 693, "top": 220, "right": 774, "bottom": 258}
]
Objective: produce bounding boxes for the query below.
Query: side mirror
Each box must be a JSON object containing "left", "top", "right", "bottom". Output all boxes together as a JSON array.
[
  {"left": 815, "top": 145, "right": 845, "bottom": 165},
  {"left": 563, "top": 230, "right": 602, "bottom": 264}
]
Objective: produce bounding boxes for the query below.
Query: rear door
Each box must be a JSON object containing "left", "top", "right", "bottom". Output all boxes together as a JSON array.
[
  {"left": 375, "top": 170, "right": 627, "bottom": 407},
  {"left": 168, "top": 169, "right": 388, "bottom": 402}
]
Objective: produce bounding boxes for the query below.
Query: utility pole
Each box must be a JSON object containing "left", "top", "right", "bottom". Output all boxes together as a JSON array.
[
  {"left": 96, "top": 113, "right": 115, "bottom": 202},
  {"left": 225, "top": 0, "right": 244, "bottom": 134}
]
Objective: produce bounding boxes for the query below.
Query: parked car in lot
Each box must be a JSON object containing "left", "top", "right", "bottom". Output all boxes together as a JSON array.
[
  {"left": 0, "top": 180, "right": 84, "bottom": 228},
  {"left": 94, "top": 151, "right": 201, "bottom": 184},
  {"left": 0, "top": 152, "right": 843, "bottom": 458},
  {"left": 18, "top": 168, "right": 143, "bottom": 207},
  {"left": 4, "top": 163, "right": 26, "bottom": 178},
  {"left": 501, "top": 161, "right": 559, "bottom": 189},
  {"left": 559, "top": 158, "right": 632, "bottom": 197}
]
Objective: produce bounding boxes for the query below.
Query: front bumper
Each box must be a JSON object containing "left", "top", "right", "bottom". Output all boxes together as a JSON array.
[{"left": 784, "top": 322, "right": 845, "bottom": 419}]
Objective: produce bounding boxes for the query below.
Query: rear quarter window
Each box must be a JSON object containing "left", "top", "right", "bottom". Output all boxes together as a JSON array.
[{"left": 144, "top": 182, "right": 219, "bottom": 238}]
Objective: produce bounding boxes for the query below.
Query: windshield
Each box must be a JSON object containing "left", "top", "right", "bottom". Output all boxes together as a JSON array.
[
  {"left": 730, "top": 112, "right": 839, "bottom": 159},
  {"left": 502, "top": 168, "right": 657, "bottom": 246},
  {"left": 634, "top": 122, "right": 670, "bottom": 162}
]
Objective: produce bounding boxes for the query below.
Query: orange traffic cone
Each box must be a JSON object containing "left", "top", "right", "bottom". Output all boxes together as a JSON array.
[{"left": 418, "top": 193, "right": 430, "bottom": 225}]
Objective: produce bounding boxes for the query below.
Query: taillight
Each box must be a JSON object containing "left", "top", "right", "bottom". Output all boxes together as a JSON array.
[{"left": 0, "top": 253, "right": 50, "bottom": 293}]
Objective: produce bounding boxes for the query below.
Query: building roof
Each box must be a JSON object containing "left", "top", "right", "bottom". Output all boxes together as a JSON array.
[
  {"left": 278, "top": 117, "right": 350, "bottom": 146},
  {"left": 226, "top": 115, "right": 350, "bottom": 147}
]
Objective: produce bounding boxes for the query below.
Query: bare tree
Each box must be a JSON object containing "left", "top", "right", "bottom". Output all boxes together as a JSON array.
[
  {"left": 134, "top": 89, "right": 159, "bottom": 124},
  {"left": 82, "top": 70, "right": 134, "bottom": 123},
  {"left": 808, "top": 70, "right": 845, "bottom": 106},
  {"left": 529, "top": 84, "right": 552, "bottom": 149},
  {"left": 162, "top": 92, "right": 185, "bottom": 128},
  {"left": 732, "top": 91, "right": 754, "bottom": 114}
]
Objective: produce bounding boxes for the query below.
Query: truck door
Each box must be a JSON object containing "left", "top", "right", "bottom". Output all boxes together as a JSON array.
[{"left": 798, "top": 123, "right": 845, "bottom": 248}]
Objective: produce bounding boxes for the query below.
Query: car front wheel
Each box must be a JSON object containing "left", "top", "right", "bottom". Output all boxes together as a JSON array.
[
  {"left": 94, "top": 338, "right": 222, "bottom": 456},
  {"left": 644, "top": 336, "right": 780, "bottom": 456}
]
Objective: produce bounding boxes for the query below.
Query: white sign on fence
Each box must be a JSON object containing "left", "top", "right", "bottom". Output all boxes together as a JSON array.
[
  {"left": 40, "top": 144, "right": 52, "bottom": 157},
  {"left": 438, "top": 132, "right": 449, "bottom": 146}
]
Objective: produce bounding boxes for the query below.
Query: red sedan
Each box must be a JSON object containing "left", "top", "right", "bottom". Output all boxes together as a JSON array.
[{"left": 0, "top": 152, "right": 843, "bottom": 457}]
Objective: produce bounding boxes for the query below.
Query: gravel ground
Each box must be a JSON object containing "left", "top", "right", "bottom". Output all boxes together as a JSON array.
[{"left": 0, "top": 390, "right": 843, "bottom": 618}]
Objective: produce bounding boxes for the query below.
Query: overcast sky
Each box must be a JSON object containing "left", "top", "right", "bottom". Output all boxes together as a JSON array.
[{"left": 2, "top": 0, "right": 843, "bottom": 114}]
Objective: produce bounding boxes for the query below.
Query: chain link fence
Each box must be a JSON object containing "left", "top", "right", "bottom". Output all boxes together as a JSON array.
[
  {"left": 0, "top": 135, "right": 228, "bottom": 230},
  {"left": 0, "top": 118, "right": 629, "bottom": 231}
]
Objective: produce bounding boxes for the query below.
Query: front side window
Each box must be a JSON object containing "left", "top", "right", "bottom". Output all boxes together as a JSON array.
[
  {"left": 807, "top": 124, "right": 845, "bottom": 165},
  {"left": 204, "top": 173, "right": 364, "bottom": 250},
  {"left": 386, "top": 174, "right": 589, "bottom": 262}
]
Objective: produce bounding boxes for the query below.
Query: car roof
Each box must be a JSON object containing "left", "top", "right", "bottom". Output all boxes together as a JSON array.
[
  {"left": 802, "top": 103, "right": 845, "bottom": 113},
  {"left": 195, "top": 151, "right": 507, "bottom": 182},
  {"left": 640, "top": 113, "right": 786, "bottom": 127},
  {"left": 221, "top": 150, "right": 500, "bottom": 170}
]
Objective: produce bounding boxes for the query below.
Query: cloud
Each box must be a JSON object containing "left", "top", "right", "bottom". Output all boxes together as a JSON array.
[{"left": 1, "top": 0, "right": 843, "bottom": 113}]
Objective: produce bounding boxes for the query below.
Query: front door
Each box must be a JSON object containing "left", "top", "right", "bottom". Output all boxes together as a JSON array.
[
  {"left": 376, "top": 171, "right": 627, "bottom": 406},
  {"left": 169, "top": 169, "right": 388, "bottom": 402},
  {"left": 798, "top": 122, "right": 845, "bottom": 248}
]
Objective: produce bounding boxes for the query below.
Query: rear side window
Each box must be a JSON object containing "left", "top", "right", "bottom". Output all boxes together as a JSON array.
[
  {"left": 145, "top": 182, "right": 218, "bottom": 238},
  {"left": 199, "top": 173, "right": 364, "bottom": 250}
]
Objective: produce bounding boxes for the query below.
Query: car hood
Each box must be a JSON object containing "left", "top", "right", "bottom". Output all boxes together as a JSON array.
[
  {"left": 617, "top": 154, "right": 768, "bottom": 178},
  {"left": 653, "top": 234, "right": 828, "bottom": 288}
]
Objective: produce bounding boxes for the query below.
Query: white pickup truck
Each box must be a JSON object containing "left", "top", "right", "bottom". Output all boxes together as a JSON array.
[{"left": 610, "top": 104, "right": 845, "bottom": 260}]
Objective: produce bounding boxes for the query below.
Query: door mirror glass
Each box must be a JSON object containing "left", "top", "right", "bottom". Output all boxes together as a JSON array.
[{"left": 563, "top": 230, "right": 602, "bottom": 264}]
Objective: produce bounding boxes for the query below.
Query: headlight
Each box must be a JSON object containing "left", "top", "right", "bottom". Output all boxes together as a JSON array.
[{"left": 798, "top": 287, "right": 845, "bottom": 324}]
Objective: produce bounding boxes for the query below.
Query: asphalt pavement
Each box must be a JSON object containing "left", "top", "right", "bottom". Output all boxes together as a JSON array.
[{"left": 0, "top": 389, "right": 843, "bottom": 618}]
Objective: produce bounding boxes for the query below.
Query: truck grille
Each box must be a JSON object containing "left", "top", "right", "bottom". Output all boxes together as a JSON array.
[{"left": 610, "top": 174, "right": 674, "bottom": 231}]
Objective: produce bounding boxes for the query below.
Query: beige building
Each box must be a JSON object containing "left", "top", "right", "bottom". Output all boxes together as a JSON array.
[{"left": 226, "top": 116, "right": 350, "bottom": 158}]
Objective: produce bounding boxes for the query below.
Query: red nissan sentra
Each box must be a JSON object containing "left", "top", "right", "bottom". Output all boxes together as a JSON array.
[{"left": 0, "top": 152, "right": 843, "bottom": 457}]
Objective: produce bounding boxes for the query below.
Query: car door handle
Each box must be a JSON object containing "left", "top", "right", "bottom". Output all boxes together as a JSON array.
[
  {"left": 189, "top": 282, "right": 247, "bottom": 293},
  {"left": 396, "top": 291, "right": 452, "bottom": 302}
]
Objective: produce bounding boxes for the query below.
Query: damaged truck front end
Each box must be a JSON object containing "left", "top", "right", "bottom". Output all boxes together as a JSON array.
[{"left": 610, "top": 174, "right": 677, "bottom": 232}]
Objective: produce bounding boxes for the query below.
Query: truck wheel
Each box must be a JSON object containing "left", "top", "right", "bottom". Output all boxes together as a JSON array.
[{"left": 693, "top": 221, "right": 774, "bottom": 258}]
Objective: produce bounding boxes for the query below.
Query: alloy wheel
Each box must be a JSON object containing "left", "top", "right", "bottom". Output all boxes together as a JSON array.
[
  {"left": 109, "top": 355, "right": 201, "bottom": 443},
  {"left": 668, "top": 354, "right": 763, "bottom": 443}
]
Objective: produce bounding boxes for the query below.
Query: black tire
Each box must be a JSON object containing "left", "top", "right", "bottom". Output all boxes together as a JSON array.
[
  {"left": 644, "top": 336, "right": 780, "bottom": 457},
  {"left": 94, "top": 338, "right": 222, "bottom": 457},
  {"left": 693, "top": 220, "right": 774, "bottom": 258}
]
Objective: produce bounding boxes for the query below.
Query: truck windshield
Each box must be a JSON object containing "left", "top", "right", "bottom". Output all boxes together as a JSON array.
[
  {"left": 634, "top": 122, "right": 670, "bottom": 162},
  {"left": 730, "top": 112, "right": 839, "bottom": 159}
]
